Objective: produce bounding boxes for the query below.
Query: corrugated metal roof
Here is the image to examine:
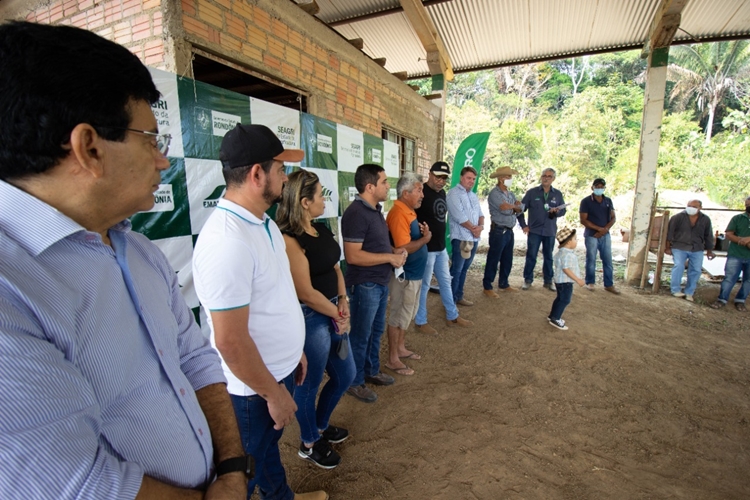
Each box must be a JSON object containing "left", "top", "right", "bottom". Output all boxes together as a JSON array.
[{"left": 311, "top": 0, "right": 750, "bottom": 78}]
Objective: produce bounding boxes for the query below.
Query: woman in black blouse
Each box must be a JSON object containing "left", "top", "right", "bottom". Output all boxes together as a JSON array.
[{"left": 277, "top": 169, "right": 355, "bottom": 470}]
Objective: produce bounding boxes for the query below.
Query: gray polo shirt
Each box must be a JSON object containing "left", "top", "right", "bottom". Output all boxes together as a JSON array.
[{"left": 487, "top": 186, "right": 518, "bottom": 229}]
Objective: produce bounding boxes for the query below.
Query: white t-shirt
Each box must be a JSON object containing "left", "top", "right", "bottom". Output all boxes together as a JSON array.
[{"left": 192, "top": 198, "right": 305, "bottom": 396}]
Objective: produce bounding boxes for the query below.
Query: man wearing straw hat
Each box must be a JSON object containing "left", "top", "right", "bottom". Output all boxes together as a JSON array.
[{"left": 482, "top": 166, "right": 523, "bottom": 297}]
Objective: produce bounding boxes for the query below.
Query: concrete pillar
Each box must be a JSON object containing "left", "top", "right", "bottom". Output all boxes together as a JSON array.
[{"left": 626, "top": 46, "right": 669, "bottom": 284}]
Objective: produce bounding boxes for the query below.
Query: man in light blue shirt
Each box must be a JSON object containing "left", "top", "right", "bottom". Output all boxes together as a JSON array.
[
  {"left": 446, "top": 167, "right": 485, "bottom": 306},
  {"left": 0, "top": 22, "right": 246, "bottom": 499}
]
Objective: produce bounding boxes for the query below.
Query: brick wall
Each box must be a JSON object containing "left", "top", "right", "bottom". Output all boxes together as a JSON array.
[
  {"left": 6, "top": 0, "right": 443, "bottom": 164},
  {"left": 21, "top": 0, "right": 168, "bottom": 69},
  {"left": 178, "top": 0, "right": 441, "bottom": 160}
]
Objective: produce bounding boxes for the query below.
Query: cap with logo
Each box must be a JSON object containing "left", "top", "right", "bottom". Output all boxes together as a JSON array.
[
  {"left": 556, "top": 227, "right": 576, "bottom": 246},
  {"left": 430, "top": 161, "right": 451, "bottom": 177},
  {"left": 489, "top": 166, "right": 519, "bottom": 179},
  {"left": 219, "top": 124, "right": 304, "bottom": 169}
]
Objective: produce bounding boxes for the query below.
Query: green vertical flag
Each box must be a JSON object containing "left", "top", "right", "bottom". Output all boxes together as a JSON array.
[
  {"left": 446, "top": 132, "right": 490, "bottom": 254},
  {"left": 450, "top": 132, "right": 490, "bottom": 191}
]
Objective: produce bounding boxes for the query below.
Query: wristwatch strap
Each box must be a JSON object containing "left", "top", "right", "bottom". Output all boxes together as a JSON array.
[{"left": 215, "top": 455, "right": 254, "bottom": 478}]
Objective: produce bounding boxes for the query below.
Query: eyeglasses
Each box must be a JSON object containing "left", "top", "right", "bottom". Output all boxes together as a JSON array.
[
  {"left": 123, "top": 128, "right": 171, "bottom": 156},
  {"left": 98, "top": 126, "right": 171, "bottom": 156},
  {"left": 541, "top": 175, "right": 554, "bottom": 178}
]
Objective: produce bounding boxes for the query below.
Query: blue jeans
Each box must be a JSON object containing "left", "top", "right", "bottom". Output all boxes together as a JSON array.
[
  {"left": 348, "top": 282, "right": 388, "bottom": 386},
  {"left": 231, "top": 374, "right": 295, "bottom": 500},
  {"left": 294, "top": 302, "right": 356, "bottom": 444},
  {"left": 670, "top": 248, "right": 703, "bottom": 296},
  {"left": 585, "top": 233, "right": 614, "bottom": 287},
  {"left": 483, "top": 226, "right": 515, "bottom": 290},
  {"left": 450, "top": 239, "right": 477, "bottom": 301},
  {"left": 717, "top": 256, "right": 750, "bottom": 304},
  {"left": 524, "top": 232, "right": 555, "bottom": 284},
  {"left": 549, "top": 282, "right": 573, "bottom": 321},
  {"left": 416, "top": 249, "right": 459, "bottom": 323}
]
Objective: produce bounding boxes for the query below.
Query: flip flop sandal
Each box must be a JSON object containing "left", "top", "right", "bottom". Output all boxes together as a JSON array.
[
  {"left": 385, "top": 364, "right": 414, "bottom": 376},
  {"left": 735, "top": 303, "right": 747, "bottom": 312},
  {"left": 399, "top": 352, "right": 422, "bottom": 360}
]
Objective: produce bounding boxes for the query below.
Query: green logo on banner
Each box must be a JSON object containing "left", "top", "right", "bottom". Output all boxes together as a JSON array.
[
  {"left": 322, "top": 185, "right": 334, "bottom": 202},
  {"left": 203, "top": 185, "right": 226, "bottom": 208}
]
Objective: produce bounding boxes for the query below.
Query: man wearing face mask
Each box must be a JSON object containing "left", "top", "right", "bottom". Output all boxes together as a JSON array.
[
  {"left": 483, "top": 166, "right": 523, "bottom": 297},
  {"left": 711, "top": 196, "right": 750, "bottom": 312},
  {"left": 579, "top": 178, "right": 620, "bottom": 294},
  {"left": 665, "top": 199, "right": 715, "bottom": 302}
]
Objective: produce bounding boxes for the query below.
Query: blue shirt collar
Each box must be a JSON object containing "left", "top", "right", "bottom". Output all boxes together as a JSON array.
[{"left": 0, "top": 180, "right": 131, "bottom": 256}]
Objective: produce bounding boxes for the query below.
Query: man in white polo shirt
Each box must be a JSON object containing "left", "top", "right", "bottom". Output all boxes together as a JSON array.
[{"left": 193, "top": 124, "right": 327, "bottom": 500}]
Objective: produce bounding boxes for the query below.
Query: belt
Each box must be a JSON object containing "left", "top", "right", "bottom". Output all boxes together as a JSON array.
[{"left": 491, "top": 223, "right": 513, "bottom": 231}]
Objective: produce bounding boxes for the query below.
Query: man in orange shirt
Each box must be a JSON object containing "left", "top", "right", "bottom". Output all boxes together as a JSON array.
[{"left": 385, "top": 173, "right": 432, "bottom": 376}]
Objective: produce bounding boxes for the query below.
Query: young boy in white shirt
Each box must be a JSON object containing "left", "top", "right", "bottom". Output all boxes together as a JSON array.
[{"left": 548, "top": 227, "right": 585, "bottom": 330}]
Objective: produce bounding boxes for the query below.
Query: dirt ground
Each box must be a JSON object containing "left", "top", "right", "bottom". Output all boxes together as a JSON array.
[{"left": 278, "top": 235, "right": 750, "bottom": 500}]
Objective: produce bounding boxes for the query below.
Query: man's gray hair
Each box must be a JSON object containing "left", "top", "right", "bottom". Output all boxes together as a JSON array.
[
  {"left": 542, "top": 167, "right": 556, "bottom": 177},
  {"left": 688, "top": 199, "right": 703, "bottom": 207},
  {"left": 397, "top": 172, "right": 423, "bottom": 198}
]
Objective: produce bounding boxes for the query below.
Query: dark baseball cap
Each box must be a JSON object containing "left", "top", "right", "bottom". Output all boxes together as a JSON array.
[
  {"left": 592, "top": 178, "right": 606, "bottom": 187},
  {"left": 219, "top": 124, "right": 304, "bottom": 169},
  {"left": 430, "top": 161, "right": 450, "bottom": 177}
]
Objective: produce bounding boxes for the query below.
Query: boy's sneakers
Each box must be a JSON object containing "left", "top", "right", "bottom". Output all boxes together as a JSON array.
[
  {"left": 548, "top": 318, "right": 568, "bottom": 330},
  {"left": 298, "top": 439, "right": 341, "bottom": 469},
  {"left": 321, "top": 425, "right": 349, "bottom": 444}
]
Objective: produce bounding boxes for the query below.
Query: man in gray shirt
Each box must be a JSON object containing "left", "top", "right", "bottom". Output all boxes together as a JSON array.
[
  {"left": 665, "top": 199, "right": 715, "bottom": 301},
  {"left": 483, "top": 167, "right": 523, "bottom": 297}
]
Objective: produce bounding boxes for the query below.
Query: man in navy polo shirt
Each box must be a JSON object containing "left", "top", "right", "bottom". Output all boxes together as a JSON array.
[
  {"left": 342, "top": 164, "right": 407, "bottom": 403},
  {"left": 519, "top": 168, "right": 567, "bottom": 291},
  {"left": 579, "top": 178, "right": 620, "bottom": 294}
]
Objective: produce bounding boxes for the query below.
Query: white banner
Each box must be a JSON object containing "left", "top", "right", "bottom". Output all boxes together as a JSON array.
[
  {"left": 336, "top": 124, "right": 364, "bottom": 173},
  {"left": 307, "top": 168, "right": 339, "bottom": 219},
  {"left": 148, "top": 67, "right": 184, "bottom": 158},
  {"left": 184, "top": 158, "right": 224, "bottom": 235},
  {"left": 383, "top": 139, "right": 399, "bottom": 178},
  {"left": 152, "top": 235, "right": 199, "bottom": 309}
]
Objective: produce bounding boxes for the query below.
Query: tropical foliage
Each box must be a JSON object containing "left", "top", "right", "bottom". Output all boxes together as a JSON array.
[{"left": 414, "top": 42, "right": 750, "bottom": 213}]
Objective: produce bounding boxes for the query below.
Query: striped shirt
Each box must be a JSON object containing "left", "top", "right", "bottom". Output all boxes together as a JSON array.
[
  {"left": 0, "top": 180, "right": 226, "bottom": 499},
  {"left": 554, "top": 247, "right": 581, "bottom": 284},
  {"left": 446, "top": 184, "right": 483, "bottom": 242}
]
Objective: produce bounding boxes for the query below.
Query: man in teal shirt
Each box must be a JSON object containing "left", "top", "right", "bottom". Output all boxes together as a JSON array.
[{"left": 711, "top": 196, "right": 750, "bottom": 312}]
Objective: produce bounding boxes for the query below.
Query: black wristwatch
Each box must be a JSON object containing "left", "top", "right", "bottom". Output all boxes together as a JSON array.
[{"left": 215, "top": 455, "right": 254, "bottom": 478}]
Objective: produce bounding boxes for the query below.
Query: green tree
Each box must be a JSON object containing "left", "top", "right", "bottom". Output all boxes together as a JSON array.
[{"left": 667, "top": 40, "right": 750, "bottom": 143}]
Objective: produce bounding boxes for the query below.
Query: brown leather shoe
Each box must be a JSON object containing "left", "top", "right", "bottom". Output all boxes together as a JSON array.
[
  {"left": 605, "top": 286, "right": 621, "bottom": 295},
  {"left": 482, "top": 289, "right": 499, "bottom": 298},
  {"left": 456, "top": 298, "right": 474, "bottom": 306},
  {"left": 295, "top": 491, "right": 329, "bottom": 500},
  {"left": 449, "top": 316, "right": 473, "bottom": 327},
  {"left": 416, "top": 323, "right": 438, "bottom": 335}
]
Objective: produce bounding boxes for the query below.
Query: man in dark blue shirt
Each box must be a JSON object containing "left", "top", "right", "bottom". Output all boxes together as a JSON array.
[
  {"left": 579, "top": 178, "right": 620, "bottom": 294},
  {"left": 518, "top": 168, "right": 567, "bottom": 291}
]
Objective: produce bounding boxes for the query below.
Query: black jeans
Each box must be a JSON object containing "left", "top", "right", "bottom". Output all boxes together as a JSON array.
[{"left": 549, "top": 282, "right": 573, "bottom": 321}]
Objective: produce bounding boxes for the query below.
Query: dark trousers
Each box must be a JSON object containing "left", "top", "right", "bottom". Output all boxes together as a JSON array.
[
  {"left": 549, "top": 282, "right": 573, "bottom": 321},
  {"left": 524, "top": 232, "right": 555, "bottom": 284},
  {"left": 483, "top": 226, "right": 515, "bottom": 290}
]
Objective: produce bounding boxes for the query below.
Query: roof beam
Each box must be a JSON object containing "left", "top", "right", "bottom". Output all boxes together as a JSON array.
[
  {"left": 399, "top": 0, "right": 454, "bottom": 80},
  {"left": 327, "top": 0, "right": 451, "bottom": 28},
  {"left": 641, "top": 0, "right": 690, "bottom": 58}
]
